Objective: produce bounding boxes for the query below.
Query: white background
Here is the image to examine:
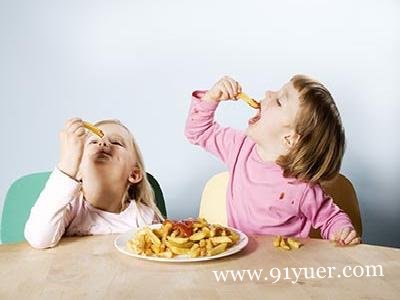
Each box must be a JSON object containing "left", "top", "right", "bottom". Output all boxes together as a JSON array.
[{"left": 0, "top": 0, "right": 399, "bottom": 247}]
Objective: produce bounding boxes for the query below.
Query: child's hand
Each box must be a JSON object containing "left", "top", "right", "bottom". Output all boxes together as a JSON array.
[
  {"left": 202, "top": 76, "right": 242, "bottom": 103},
  {"left": 57, "top": 118, "right": 87, "bottom": 179},
  {"left": 331, "top": 227, "right": 361, "bottom": 246}
]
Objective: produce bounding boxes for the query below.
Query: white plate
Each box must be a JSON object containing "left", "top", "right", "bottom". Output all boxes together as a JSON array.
[{"left": 114, "top": 224, "right": 249, "bottom": 263}]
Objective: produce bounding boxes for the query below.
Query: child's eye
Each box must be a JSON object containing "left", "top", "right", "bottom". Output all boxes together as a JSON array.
[
  {"left": 276, "top": 98, "right": 282, "bottom": 107},
  {"left": 111, "top": 141, "right": 123, "bottom": 146},
  {"left": 89, "top": 140, "right": 98, "bottom": 144}
]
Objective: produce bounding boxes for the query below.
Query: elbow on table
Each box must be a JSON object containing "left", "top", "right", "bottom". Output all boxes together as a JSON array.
[{"left": 24, "top": 228, "right": 59, "bottom": 249}]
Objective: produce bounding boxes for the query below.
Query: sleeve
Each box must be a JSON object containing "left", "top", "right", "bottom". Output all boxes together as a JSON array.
[
  {"left": 299, "top": 183, "right": 355, "bottom": 240},
  {"left": 24, "top": 168, "right": 81, "bottom": 249},
  {"left": 184, "top": 90, "right": 245, "bottom": 165}
]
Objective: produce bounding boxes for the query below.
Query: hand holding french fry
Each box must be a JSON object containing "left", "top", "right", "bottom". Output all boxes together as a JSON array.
[
  {"left": 202, "top": 76, "right": 242, "bottom": 103},
  {"left": 57, "top": 118, "right": 87, "bottom": 179}
]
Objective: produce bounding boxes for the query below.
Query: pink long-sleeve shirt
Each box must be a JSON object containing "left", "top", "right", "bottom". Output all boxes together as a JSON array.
[
  {"left": 24, "top": 168, "right": 156, "bottom": 249},
  {"left": 185, "top": 91, "right": 354, "bottom": 239}
]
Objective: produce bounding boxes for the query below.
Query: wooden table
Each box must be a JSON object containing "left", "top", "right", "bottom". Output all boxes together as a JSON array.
[{"left": 1, "top": 235, "right": 399, "bottom": 299}]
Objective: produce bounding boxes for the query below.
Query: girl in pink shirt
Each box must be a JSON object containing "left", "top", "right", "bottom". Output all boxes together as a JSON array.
[
  {"left": 25, "top": 119, "right": 163, "bottom": 249},
  {"left": 185, "top": 75, "right": 360, "bottom": 246}
]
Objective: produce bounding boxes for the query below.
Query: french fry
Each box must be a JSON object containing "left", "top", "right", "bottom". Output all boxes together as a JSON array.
[
  {"left": 287, "top": 238, "right": 302, "bottom": 249},
  {"left": 134, "top": 232, "right": 146, "bottom": 254},
  {"left": 83, "top": 121, "right": 104, "bottom": 138},
  {"left": 165, "top": 241, "right": 191, "bottom": 255},
  {"left": 190, "top": 248, "right": 201, "bottom": 258},
  {"left": 206, "top": 239, "right": 213, "bottom": 251},
  {"left": 157, "top": 249, "right": 173, "bottom": 258},
  {"left": 160, "top": 243, "right": 166, "bottom": 252},
  {"left": 144, "top": 248, "right": 153, "bottom": 256},
  {"left": 210, "top": 236, "right": 232, "bottom": 245},
  {"left": 189, "top": 232, "right": 206, "bottom": 241},
  {"left": 237, "top": 92, "right": 260, "bottom": 109},
  {"left": 202, "top": 226, "right": 211, "bottom": 237},
  {"left": 189, "top": 244, "right": 200, "bottom": 258},
  {"left": 272, "top": 236, "right": 303, "bottom": 250},
  {"left": 167, "top": 239, "right": 194, "bottom": 248},
  {"left": 167, "top": 236, "right": 189, "bottom": 244},
  {"left": 153, "top": 228, "right": 163, "bottom": 238},
  {"left": 273, "top": 235, "right": 282, "bottom": 247},
  {"left": 279, "top": 237, "right": 290, "bottom": 250},
  {"left": 199, "top": 239, "right": 206, "bottom": 248},
  {"left": 170, "top": 229, "right": 179, "bottom": 238},
  {"left": 193, "top": 219, "right": 207, "bottom": 228},
  {"left": 150, "top": 244, "right": 161, "bottom": 254},
  {"left": 229, "top": 230, "right": 240, "bottom": 243},
  {"left": 207, "top": 243, "right": 228, "bottom": 256},
  {"left": 144, "top": 227, "right": 161, "bottom": 246},
  {"left": 162, "top": 223, "right": 172, "bottom": 239},
  {"left": 210, "top": 227, "right": 216, "bottom": 237}
]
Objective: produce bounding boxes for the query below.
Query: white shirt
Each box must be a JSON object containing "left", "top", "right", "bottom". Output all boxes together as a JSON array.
[{"left": 24, "top": 168, "right": 155, "bottom": 248}]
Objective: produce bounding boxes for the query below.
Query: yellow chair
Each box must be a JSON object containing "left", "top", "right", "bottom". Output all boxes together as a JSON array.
[{"left": 199, "top": 172, "right": 362, "bottom": 239}]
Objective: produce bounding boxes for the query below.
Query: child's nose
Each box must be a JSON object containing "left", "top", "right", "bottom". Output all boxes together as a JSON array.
[
  {"left": 98, "top": 140, "right": 109, "bottom": 147},
  {"left": 265, "top": 91, "right": 274, "bottom": 101},
  {"left": 260, "top": 98, "right": 267, "bottom": 108},
  {"left": 263, "top": 91, "right": 274, "bottom": 104}
]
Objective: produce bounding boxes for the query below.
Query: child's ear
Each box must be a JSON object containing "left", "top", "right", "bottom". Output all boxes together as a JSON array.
[
  {"left": 128, "top": 167, "right": 143, "bottom": 184},
  {"left": 283, "top": 132, "right": 300, "bottom": 149}
]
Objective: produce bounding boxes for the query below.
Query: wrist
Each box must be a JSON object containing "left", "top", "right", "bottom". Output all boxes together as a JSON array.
[
  {"left": 201, "top": 92, "right": 219, "bottom": 103},
  {"left": 57, "top": 163, "right": 79, "bottom": 180}
]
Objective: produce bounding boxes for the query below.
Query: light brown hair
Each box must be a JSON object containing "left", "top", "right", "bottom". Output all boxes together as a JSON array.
[
  {"left": 276, "top": 75, "right": 345, "bottom": 183},
  {"left": 94, "top": 120, "right": 164, "bottom": 220}
]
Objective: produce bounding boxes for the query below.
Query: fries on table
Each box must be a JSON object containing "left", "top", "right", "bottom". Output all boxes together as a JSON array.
[{"left": 273, "top": 235, "right": 303, "bottom": 250}]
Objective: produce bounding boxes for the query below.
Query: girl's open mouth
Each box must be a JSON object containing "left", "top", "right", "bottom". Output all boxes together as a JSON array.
[
  {"left": 94, "top": 150, "right": 112, "bottom": 160},
  {"left": 248, "top": 110, "right": 261, "bottom": 126}
]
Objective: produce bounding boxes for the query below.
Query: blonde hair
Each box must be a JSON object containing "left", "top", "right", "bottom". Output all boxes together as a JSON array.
[
  {"left": 94, "top": 119, "right": 164, "bottom": 220},
  {"left": 276, "top": 75, "right": 345, "bottom": 183}
]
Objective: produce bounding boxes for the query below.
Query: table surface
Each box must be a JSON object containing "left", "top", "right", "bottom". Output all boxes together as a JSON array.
[{"left": 1, "top": 235, "right": 399, "bottom": 300}]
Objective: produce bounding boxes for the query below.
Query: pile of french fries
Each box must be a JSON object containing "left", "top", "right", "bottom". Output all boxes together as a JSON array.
[
  {"left": 127, "top": 218, "right": 240, "bottom": 258},
  {"left": 273, "top": 235, "right": 303, "bottom": 250}
]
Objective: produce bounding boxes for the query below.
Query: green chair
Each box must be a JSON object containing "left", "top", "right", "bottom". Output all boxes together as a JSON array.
[{"left": 1, "top": 171, "right": 167, "bottom": 244}]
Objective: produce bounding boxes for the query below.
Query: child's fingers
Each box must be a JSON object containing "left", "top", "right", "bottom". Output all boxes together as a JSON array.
[
  {"left": 330, "top": 231, "right": 337, "bottom": 241},
  {"left": 219, "top": 84, "right": 230, "bottom": 99},
  {"left": 330, "top": 230, "right": 340, "bottom": 242},
  {"left": 221, "top": 79, "right": 235, "bottom": 99},
  {"left": 237, "top": 83, "right": 242, "bottom": 94},
  {"left": 67, "top": 121, "right": 84, "bottom": 135},
  {"left": 75, "top": 127, "right": 87, "bottom": 137},
  {"left": 344, "top": 230, "right": 357, "bottom": 245},
  {"left": 64, "top": 117, "right": 81, "bottom": 130},
  {"left": 348, "top": 237, "right": 361, "bottom": 245},
  {"left": 212, "top": 79, "right": 228, "bottom": 100},
  {"left": 339, "top": 227, "right": 351, "bottom": 243},
  {"left": 224, "top": 76, "right": 240, "bottom": 99}
]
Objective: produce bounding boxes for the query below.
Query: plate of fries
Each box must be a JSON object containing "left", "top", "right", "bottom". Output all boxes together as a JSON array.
[{"left": 114, "top": 218, "right": 248, "bottom": 262}]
